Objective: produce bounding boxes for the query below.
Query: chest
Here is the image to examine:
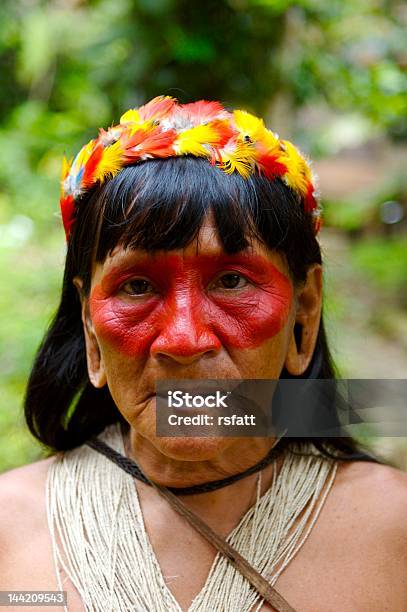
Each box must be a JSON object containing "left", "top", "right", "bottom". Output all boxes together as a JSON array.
[
  {"left": 137, "top": 508, "right": 397, "bottom": 612},
  {"left": 14, "top": 467, "right": 402, "bottom": 612},
  {"left": 9, "top": 528, "right": 398, "bottom": 612}
]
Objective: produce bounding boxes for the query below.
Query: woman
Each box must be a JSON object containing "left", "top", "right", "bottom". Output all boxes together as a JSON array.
[{"left": 0, "top": 96, "right": 406, "bottom": 611}]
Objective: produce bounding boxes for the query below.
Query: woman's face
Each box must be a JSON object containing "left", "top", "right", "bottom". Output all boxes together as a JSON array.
[{"left": 76, "top": 213, "right": 322, "bottom": 460}]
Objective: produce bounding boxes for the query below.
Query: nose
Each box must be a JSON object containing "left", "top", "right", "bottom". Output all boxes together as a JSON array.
[{"left": 150, "top": 295, "right": 221, "bottom": 364}]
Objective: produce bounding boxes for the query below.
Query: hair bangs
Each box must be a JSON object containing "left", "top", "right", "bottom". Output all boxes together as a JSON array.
[{"left": 89, "top": 157, "right": 300, "bottom": 265}]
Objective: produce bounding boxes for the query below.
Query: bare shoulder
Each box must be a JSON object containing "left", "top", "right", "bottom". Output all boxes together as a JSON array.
[
  {"left": 0, "top": 455, "right": 57, "bottom": 499},
  {"left": 333, "top": 458, "right": 407, "bottom": 562},
  {"left": 0, "top": 455, "right": 58, "bottom": 540},
  {"left": 335, "top": 458, "right": 407, "bottom": 517},
  {"left": 0, "top": 456, "right": 67, "bottom": 592},
  {"left": 275, "top": 458, "right": 407, "bottom": 610},
  {"left": 0, "top": 457, "right": 60, "bottom": 586}
]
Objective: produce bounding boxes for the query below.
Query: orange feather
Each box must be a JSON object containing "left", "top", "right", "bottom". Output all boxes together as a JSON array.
[
  {"left": 138, "top": 95, "right": 176, "bottom": 121},
  {"left": 82, "top": 143, "right": 104, "bottom": 188},
  {"left": 123, "top": 126, "right": 177, "bottom": 159}
]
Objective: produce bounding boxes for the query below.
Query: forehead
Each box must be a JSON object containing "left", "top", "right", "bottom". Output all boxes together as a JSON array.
[
  {"left": 93, "top": 214, "right": 289, "bottom": 280},
  {"left": 109, "top": 218, "right": 229, "bottom": 262}
]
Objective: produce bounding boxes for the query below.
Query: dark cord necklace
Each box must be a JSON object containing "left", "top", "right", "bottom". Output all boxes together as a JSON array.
[{"left": 86, "top": 430, "right": 285, "bottom": 495}]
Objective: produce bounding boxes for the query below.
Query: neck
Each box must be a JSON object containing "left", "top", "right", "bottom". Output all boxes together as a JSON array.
[{"left": 121, "top": 423, "right": 284, "bottom": 523}]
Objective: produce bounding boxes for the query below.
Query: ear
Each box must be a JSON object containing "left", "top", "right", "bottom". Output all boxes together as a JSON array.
[
  {"left": 284, "top": 264, "right": 323, "bottom": 376},
  {"left": 73, "top": 276, "right": 107, "bottom": 388}
]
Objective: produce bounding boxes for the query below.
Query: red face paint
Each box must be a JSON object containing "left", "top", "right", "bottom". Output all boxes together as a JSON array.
[{"left": 89, "top": 252, "right": 293, "bottom": 358}]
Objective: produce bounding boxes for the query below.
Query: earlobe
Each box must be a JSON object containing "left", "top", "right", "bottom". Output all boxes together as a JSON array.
[
  {"left": 73, "top": 276, "right": 107, "bottom": 388},
  {"left": 284, "top": 264, "right": 322, "bottom": 376}
]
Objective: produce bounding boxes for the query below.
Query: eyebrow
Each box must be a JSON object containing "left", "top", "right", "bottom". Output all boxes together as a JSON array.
[
  {"left": 102, "top": 246, "right": 259, "bottom": 272},
  {"left": 100, "top": 249, "right": 283, "bottom": 292},
  {"left": 104, "top": 250, "right": 163, "bottom": 270}
]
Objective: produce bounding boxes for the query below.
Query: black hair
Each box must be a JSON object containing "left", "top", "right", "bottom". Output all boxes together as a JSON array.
[{"left": 24, "top": 156, "right": 380, "bottom": 463}]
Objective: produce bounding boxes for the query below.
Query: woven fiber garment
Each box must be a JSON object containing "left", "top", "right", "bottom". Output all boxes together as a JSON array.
[{"left": 46, "top": 422, "right": 338, "bottom": 612}]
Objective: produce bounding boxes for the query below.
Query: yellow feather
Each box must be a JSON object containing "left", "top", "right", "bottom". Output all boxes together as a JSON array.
[
  {"left": 219, "top": 141, "right": 254, "bottom": 179},
  {"left": 93, "top": 141, "right": 124, "bottom": 183},
  {"left": 131, "top": 119, "right": 159, "bottom": 136},
  {"left": 175, "top": 124, "right": 219, "bottom": 157},
  {"left": 257, "top": 127, "right": 280, "bottom": 152},
  {"left": 61, "top": 155, "right": 72, "bottom": 181},
  {"left": 73, "top": 139, "right": 96, "bottom": 173},
  {"left": 233, "top": 110, "right": 265, "bottom": 142},
  {"left": 120, "top": 109, "right": 156, "bottom": 136},
  {"left": 120, "top": 109, "right": 141, "bottom": 125},
  {"left": 279, "top": 140, "right": 311, "bottom": 196}
]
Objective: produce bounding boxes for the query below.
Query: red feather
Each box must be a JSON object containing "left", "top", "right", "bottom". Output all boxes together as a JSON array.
[
  {"left": 212, "top": 120, "right": 235, "bottom": 146},
  {"left": 138, "top": 96, "right": 176, "bottom": 121},
  {"left": 123, "top": 127, "right": 177, "bottom": 159},
  {"left": 304, "top": 181, "right": 317, "bottom": 212},
  {"left": 178, "top": 101, "right": 228, "bottom": 124},
  {"left": 256, "top": 153, "right": 287, "bottom": 179},
  {"left": 60, "top": 194, "right": 75, "bottom": 240},
  {"left": 210, "top": 147, "right": 223, "bottom": 165},
  {"left": 82, "top": 144, "right": 104, "bottom": 187}
]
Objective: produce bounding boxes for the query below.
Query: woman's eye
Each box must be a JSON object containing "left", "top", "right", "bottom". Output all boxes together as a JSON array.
[
  {"left": 214, "top": 273, "right": 248, "bottom": 290},
  {"left": 121, "top": 279, "right": 154, "bottom": 296}
]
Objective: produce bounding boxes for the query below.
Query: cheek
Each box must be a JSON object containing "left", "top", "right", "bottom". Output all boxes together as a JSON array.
[
  {"left": 211, "top": 276, "right": 293, "bottom": 349},
  {"left": 229, "top": 332, "right": 290, "bottom": 379},
  {"left": 89, "top": 286, "right": 161, "bottom": 357}
]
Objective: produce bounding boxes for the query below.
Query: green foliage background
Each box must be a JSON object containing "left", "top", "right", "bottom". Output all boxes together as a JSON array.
[{"left": 0, "top": 0, "right": 406, "bottom": 471}]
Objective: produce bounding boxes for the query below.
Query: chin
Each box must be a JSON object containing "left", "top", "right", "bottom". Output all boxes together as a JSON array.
[
  {"left": 125, "top": 396, "right": 233, "bottom": 461},
  {"left": 149, "top": 435, "right": 231, "bottom": 462}
]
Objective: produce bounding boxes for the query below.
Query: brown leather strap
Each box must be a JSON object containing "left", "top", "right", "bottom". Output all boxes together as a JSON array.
[
  {"left": 144, "top": 472, "right": 298, "bottom": 612},
  {"left": 87, "top": 436, "right": 298, "bottom": 611}
]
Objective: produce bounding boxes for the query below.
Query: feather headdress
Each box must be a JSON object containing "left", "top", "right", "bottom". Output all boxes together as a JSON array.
[{"left": 60, "top": 95, "right": 321, "bottom": 238}]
